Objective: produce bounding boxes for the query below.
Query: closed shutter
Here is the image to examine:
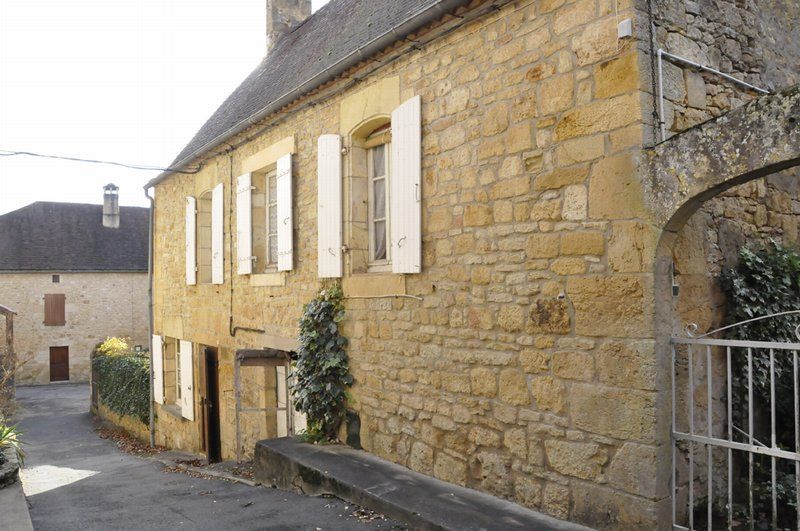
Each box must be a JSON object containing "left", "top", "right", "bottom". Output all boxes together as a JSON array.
[
  {"left": 276, "top": 153, "right": 293, "bottom": 271},
  {"left": 43, "top": 293, "right": 66, "bottom": 326},
  {"left": 211, "top": 182, "right": 224, "bottom": 284},
  {"left": 390, "top": 95, "right": 422, "bottom": 274},
  {"left": 179, "top": 340, "right": 194, "bottom": 420},
  {"left": 236, "top": 173, "right": 253, "bottom": 275},
  {"left": 185, "top": 196, "right": 197, "bottom": 285},
  {"left": 152, "top": 334, "right": 164, "bottom": 405},
  {"left": 317, "top": 134, "right": 343, "bottom": 278}
]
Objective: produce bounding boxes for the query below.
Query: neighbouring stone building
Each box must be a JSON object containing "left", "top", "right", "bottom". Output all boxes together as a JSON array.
[
  {"left": 0, "top": 185, "right": 150, "bottom": 384},
  {"left": 145, "top": 0, "right": 800, "bottom": 528}
]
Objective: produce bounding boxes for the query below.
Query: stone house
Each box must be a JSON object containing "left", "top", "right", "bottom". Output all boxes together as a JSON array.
[
  {"left": 0, "top": 185, "right": 150, "bottom": 384},
  {"left": 144, "top": 0, "right": 799, "bottom": 528}
]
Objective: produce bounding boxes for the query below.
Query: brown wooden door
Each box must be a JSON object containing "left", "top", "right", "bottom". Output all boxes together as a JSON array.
[{"left": 49, "top": 346, "right": 69, "bottom": 382}]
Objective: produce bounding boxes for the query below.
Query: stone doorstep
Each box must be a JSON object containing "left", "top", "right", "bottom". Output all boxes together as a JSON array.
[
  {"left": 254, "top": 437, "right": 593, "bottom": 531},
  {"left": 147, "top": 450, "right": 261, "bottom": 487}
]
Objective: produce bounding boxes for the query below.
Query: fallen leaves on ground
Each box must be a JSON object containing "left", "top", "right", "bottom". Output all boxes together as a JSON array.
[{"left": 95, "top": 426, "right": 164, "bottom": 456}]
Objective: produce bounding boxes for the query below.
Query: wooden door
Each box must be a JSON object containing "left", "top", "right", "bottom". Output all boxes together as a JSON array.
[
  {"left": 203, "top": 347, "right": 221, "bottom": 463},
  {"left": 49, "top": 346, "right": 69, "bottom": 382}
]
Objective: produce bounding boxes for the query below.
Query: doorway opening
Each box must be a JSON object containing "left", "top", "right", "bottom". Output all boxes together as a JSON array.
[
  {"left": 49, "top": 346, "right": 69, "bottom": 382},
  {"left": 203, "top": 346, "right": 221, "bottom": 463}
]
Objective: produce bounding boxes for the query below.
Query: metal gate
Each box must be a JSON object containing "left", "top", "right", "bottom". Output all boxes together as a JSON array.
[{"left": 672, "top": 312, "right": 800, "bottom": 530}]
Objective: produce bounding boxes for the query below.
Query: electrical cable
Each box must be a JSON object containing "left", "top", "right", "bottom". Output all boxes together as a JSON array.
[{"left": 0, "top": 149, "right": 202, "bottom": 174}]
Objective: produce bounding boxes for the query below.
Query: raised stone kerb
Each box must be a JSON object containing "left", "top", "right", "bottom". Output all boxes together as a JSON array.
[{"left": 645, "top": 85, "right": 800, "bottom": 231}]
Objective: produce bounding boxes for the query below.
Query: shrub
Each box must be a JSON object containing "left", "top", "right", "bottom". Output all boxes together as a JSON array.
[
  {"left": 95, "top": 336, "right": 131, "bottom": 357},
  {"left": 292, "top": 284, "right": 353, "bottom": 442},
  {"left": 0, "top": 423, "right": 24, "bottom": 465},
  {"left": 92, "top": 349, "right": 150, "bottom": 424}
]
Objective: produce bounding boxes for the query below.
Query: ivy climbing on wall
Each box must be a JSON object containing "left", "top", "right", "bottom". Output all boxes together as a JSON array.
[
  {"left": 292, "top": 283, "right": 353, "bottom": 442},
  {"left": 92, "top": 338, "right": 150, "bottom": 424}
]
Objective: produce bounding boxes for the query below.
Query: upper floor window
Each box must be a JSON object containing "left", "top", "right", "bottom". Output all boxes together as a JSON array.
[
  {"left": 185, "top": 183, "right": 224, "bottom": 286},
  {"left": 235, "top": 152, "right": 294, "bottom": 276},
  {"left": 196, "top": 190, "right": 213, "bottom": 284},
  {"left": 250, "top": 168, "right": 279, "bottom": 272},
  {"left": 367, "top": 130, "right": 391, "bottom": 268},
  {"left": 316, "top": 95, "right": 422, "bottom": 279},
  {"left": 43, "top": 293, "right": 65, "bottom": 326}
]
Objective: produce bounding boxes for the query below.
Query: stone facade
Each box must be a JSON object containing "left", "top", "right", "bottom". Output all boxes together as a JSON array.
[
  {"left": 0, "top": 273, "right": 149, "bottom": 385},
  {"left": 150, "top": 0, "right": 800, "bottom": 528}
]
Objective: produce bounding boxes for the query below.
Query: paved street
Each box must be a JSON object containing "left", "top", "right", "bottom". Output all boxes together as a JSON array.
[{"left": 16, "top": 384, "right": 397, "bottom": 530}]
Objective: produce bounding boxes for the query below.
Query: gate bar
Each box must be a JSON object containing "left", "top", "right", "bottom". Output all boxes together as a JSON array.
[
  {"left": 770, "top": 349, "right": 776, "bottom": 531},
  {"left": 706, "top": 345, "right": 712, "bottom": 531},
  {"left": 726, "top": 346, "right": 732, "bottom": 531},
  {"left": 688, "top": 344, "right": 695, "bottom": 530},
  {"left": 748, "top": 348, "right": 754, "bottom": 529}
]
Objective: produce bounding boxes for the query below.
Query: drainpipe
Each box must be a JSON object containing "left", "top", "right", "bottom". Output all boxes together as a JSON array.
[{"left": 144, "top": 186, "right": 155, "bottom": 448}]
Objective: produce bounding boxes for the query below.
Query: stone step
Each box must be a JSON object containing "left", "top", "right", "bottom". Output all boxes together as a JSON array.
[{"left": 254, "top": 437, "right": 592, "bottom": 531}]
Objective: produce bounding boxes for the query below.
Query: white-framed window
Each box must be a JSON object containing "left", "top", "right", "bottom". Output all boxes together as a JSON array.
[
  {"left": 251, "top": 167, "right": 279, "bottom": 272},
  {"left": 236, "top": 153, "right": 293, "bottom": 275},
  {"left": 367, "top": 137, "right": 390, "bottom": 268}
]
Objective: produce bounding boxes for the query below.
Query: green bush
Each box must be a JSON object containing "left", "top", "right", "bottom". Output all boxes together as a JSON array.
[
  {"left": 292, "top": 284, "right": 353, "bottom": 442},
  {"left": 0, "top": 422, "right": 24, "bottom": 465},
  {"left": 92, "top": 352, "right": 150, "bottom": 424},
  {"left": 720, "top": 241, "right": 800, "bottom": 524}
]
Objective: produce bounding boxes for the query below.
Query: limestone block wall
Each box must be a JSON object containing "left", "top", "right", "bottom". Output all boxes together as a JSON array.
[
  {"left": 0, "top": 272, "right": 149, "bottom": 385},
  {"left": 152, "top": 0, "right": 671, "bottom": 528}
]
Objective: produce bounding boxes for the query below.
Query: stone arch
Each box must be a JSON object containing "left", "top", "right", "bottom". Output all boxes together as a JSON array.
[{"left": 645, "top": 86, "right": 800, "bottom": 525}]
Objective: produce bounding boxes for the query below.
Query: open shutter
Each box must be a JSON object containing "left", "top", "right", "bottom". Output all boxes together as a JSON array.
[
  {"left": 276, "top": 153, "right": 293, "bottom": 271},
  {"left": 236, "top": 173, "right": 253, "bottom": 275},
  {"left": 317, "top": 134, "right": 343, "bottom": 278},
  {"left": 390, "top": 95, "right": 422, "bottom": 274},
  {"left": 185, "top": 197, "right": 197, "bottom": 285},
  {"left": 152, "top": 334, "right": 164, "bottom": 405},
  {"left": 179, "top": 340, "right": 194, "bottom": 420},
  {"left": 211, "top": 182, "right": 224, "bottom": 284}
]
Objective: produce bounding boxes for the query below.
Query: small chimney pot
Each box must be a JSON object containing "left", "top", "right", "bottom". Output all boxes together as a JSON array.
[{"left": 103, "top": 183, "right": 120, "bottom": 229}]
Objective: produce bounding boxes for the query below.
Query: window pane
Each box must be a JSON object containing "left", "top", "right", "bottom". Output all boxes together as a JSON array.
[
  {"left": 268, "top": 172, "right": 277, "bottom": 205},
  {"left": 374, "top": 220, "right": 386, "bottom": 260},
  {"left": 269, "top": 204, "right": 277, "bottom": 235},
  {"left": 374, "top": 178, "right": 386, "bottom": 219},
  {"left": 269, "top": 235, "right": 278, "bottom": 264},
  {"left": 371, "top": 144, "right": 385, "bottom": 177}
]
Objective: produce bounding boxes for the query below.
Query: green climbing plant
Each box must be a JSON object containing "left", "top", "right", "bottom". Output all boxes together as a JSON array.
[
  {"left": 719, "top": 241, "right": 800, "bottom": 525},
  {"left": 92, "top": 338, "right": 150, "bottom": 424},
  {"left": 292, "top": 284, "right": 353, "bottom": 442}
]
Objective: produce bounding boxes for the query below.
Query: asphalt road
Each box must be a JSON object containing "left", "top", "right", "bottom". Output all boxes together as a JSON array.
[{"left": 16, "top": 384, "right": 398, "bottom": 531}]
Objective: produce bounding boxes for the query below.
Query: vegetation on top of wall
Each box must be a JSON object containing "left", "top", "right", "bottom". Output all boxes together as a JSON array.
[
  {"left": 720, "top": 242, "right": 800, "bottom": 522},
  {"left": 92, "top": 337, "right": 150, "bottom": 424},
  {"left": 292, "top": 284, "right": 353, "bottom": 442}
]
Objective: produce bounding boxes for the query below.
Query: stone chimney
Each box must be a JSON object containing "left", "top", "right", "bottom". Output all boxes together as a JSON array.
[
  {"left": 266, "top": 0, "right": 311, "bottom": 53},
  {"left": 102, "top": 183, "right": 120, "bottom": 229}
]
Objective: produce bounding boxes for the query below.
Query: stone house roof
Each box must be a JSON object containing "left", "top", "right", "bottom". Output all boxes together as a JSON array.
[
  {"left": 0, "top": 202, "right": 149, "bottom": 272},
  {"left": 150, "top": 0, "right": 466, "bottom": 185}
]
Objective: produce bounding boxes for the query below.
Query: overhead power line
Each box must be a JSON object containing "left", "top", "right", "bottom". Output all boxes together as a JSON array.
[{"left": 0, "top": 149, "right": 202, "bottom": 174}]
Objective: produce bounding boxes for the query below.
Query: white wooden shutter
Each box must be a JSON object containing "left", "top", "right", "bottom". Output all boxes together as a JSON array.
[
  {"left": 236, "top": 173, "right": 253, "bottom": 275},
  {"left": 211, "top": 182, "right": 224, "bottom": 284},
  {"left": 179, "top": 340, "right": 194, "bottom": 421},
  {"left": 152, "top": 334, "right": 164, "bottom": 405},
  {"left": 276, "top": 153, "right": 293, "bottom": 271},
  {"left": 390, "top": 95, "right": 422, "bottom": 274},
  {"left": 185, "top": 197, "right": 197, "bottom": 285},
  {"left": 317, "top": 134, "right": 343, "bottom": 278}
]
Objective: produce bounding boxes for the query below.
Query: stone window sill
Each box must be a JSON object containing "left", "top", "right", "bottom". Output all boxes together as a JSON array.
[
  {"left": 160, "top": 403, "right": 184, "bottom": 419},
  {"left": 249, "top": 272, "right": 286, "bottom": 287},
  {"left": 342, "top": 273, "right": 406, "bottom": 297}
]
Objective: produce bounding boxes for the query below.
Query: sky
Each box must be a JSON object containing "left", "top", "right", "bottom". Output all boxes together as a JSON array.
[{"left": 0, "top": 0, "right": 329, "bottom": 215}]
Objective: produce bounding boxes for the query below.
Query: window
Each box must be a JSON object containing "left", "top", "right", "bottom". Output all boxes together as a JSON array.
[
  {"left": 251, "top": 168, "right": 279, "bottom": 272},
  {"left": 44, "top": 293, "right": 65, "bottom": 326},
  {"left": 161, "top": 338, "right": 181, "bottom": 407},
  {"left": 367, "top": 141, "right": 390, "bottom": 265},
  {"left": 52, "top": 274, "right": 60, "bottom": 283},
  {"left": 196, "top": 191, "right": 213, "bottom": 284}
]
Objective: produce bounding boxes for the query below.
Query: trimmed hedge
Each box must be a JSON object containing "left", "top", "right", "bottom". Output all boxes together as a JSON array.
[{"left": 92, "top": 354, "right": 150, "bottom": 424}]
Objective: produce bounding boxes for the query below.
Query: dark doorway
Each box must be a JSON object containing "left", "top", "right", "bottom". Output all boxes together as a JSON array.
[
  {"left": 49, "top": 346, "right": 69, "bottom": 382},
  {"left": 203, "top": 347, "right": 221, "bottom": 463}
]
